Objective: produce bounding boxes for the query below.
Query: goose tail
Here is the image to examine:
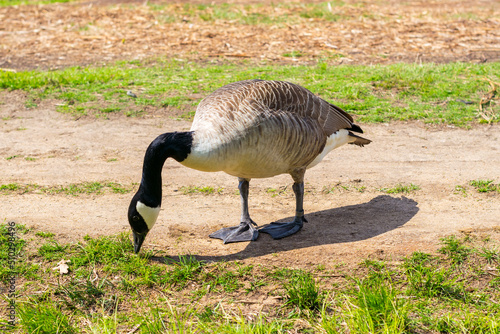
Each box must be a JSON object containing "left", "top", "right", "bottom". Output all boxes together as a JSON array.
[
  {"left": 348, "top": 123, "right": 364, "bottom": 134},
  {"left": 348, "top": 131, "right": 372, "bottom": 147}
]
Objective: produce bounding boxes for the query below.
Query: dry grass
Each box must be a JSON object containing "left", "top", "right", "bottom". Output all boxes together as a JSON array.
[{"left": 0, "top": 0, "right": 499, "bottom": 70}]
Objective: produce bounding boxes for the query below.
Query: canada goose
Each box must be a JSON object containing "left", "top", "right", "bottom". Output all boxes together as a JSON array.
[{"left": 128, "top": 80, "right": 370, "bottom": 253}]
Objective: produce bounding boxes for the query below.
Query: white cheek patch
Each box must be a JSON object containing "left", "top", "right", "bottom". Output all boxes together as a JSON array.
[{"left": 136, "top": 201, "right": 161, "bottom": 230}]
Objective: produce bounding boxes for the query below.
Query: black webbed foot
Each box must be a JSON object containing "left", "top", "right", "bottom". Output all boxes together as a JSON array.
[
  {"left": 209, "top": 221, "right": 259, "bottom": 244},
  {"left": 259, "top": 216, "right": 306, "bottom": 239}
]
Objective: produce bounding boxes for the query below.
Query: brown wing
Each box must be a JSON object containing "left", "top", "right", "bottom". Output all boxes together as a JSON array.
[
  {"left": 249, "top": 80, "right": 357, "bottom": 136},
  {"left": 197, "top": 80, "right": 360, "bottom": 136},
  {"left": 191, "top": 80, "right": 370, "bottom": 174}
]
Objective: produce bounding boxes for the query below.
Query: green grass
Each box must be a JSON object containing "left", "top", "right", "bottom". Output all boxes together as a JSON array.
[
  {"left": 282, "top": 50, "right": 305, "bottom": 58},
  {"left": 147, "top": 1, "right": 491, "bottom": 27},
  {"left": 439, "top": 235, "right": 472, "bottom": 264},
  {"left": 455, "top": 180, "right": 500, "bottom": 196},
  {"left": 379, "top": 183, "right": 420, "bottom": 194},
  {"left": 1, "top": 61, "right": 498, "bottom": 126},
  {"left": 478, "top": 246, "right": 499, "bottom": 264},
  {"left": 265, "top": 186, "right": 287, "bottom": 197},
  {"left": 469, "top": 179, "right": 500, "bottom": 193},
  {"left": 18, "top": 302, "right": 78, "bottom": 334},
  {"left": 403, "top": 251, "right": 468, "bottom": 300},
  {"left": 35, "top": 231, "right": 55, "bottom": 238},
  {"left": 0, "top": 183, "right": 20, "bottom": 191},
  {"left": 343, "top": 276, "right": 410, "bottom": 333},
  {"left": 179, "top": 185, "right": 223, "bottom": 195},
  {"left": 149, "top": 2, "right": 348, "bottom": 26},
  {"left": 323, "top": 182, "right": 367, "bottom": 193},
  {"left": 38, "top": 240, "right": 68, "bottom": 260},
  {"left": 283, "top": 271, "right": 322, "bottom": 313},
  {"left": 0, "top": 181, "right": 133, "bottom": 195},
  {"left": 3, "top": 225, "right": 500, "bottom": 333}
]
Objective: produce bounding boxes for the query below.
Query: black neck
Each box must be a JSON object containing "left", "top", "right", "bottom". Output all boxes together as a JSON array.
[{"left": 138, "top": 131, "right": 193, "bottom": 207}]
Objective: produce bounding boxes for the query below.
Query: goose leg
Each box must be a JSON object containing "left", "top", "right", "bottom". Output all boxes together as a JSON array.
[
  {"left": 209, "top": 178, "right": 259, "bottom": 244},
  {"left": 260, "top": 170, "right": 307, "bottom": 239}
]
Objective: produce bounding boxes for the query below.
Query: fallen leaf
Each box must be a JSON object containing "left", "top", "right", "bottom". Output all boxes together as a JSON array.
[{"left": 52, "top": 259, "right": 71, "bottom": 275}]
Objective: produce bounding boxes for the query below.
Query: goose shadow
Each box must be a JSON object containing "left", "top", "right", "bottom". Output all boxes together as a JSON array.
[{"left": 154, "top": 195, "right": 418, "bottom": 263}]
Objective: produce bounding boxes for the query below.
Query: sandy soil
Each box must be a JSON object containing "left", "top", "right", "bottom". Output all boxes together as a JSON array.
[{"left": 1, "top": 89, "right": 499, "bottom": 268}]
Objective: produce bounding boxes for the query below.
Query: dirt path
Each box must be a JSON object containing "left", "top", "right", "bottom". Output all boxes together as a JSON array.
[{"left": 1, "top": 91, "right": 499, "bottom": 268}]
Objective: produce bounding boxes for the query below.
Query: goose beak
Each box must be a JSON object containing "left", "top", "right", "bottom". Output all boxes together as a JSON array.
[{"left": 133, "top": 231, "right": 147, "bottom": 254}]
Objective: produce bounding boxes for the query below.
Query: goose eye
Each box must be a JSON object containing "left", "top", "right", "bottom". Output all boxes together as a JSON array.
[{"left": 133, "top": 215, "right": 141, "bottom": 222}]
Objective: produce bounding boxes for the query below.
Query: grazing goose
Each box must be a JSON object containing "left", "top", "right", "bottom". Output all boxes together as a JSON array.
[{"left": 128, "top": 80, "right": 370, "bottom": 253}]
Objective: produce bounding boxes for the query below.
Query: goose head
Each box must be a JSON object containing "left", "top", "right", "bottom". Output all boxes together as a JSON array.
[
  {"left": 128, "top": 190, "right": 161, "bottom": 253},
  {"left": 126, "top": 131, "right": 193, "bottom": 253}
]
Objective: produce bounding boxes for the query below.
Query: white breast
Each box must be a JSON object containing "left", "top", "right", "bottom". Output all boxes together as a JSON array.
[
  {"left": 180, "top": 132, "right": 229, "bottom": 173},
  {"left": 307, "top": 129, "right": 351, "bottom": 169}
]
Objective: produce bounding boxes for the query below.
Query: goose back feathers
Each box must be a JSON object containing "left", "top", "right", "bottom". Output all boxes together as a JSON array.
[{"left": 181, "top": 80, "right": 370, "bottom": 178}]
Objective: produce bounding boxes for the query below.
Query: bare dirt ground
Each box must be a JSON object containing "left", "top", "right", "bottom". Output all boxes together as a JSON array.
[
  {"left": 1, "top": 0, "right": 500, "bottom": 269},
  {"left": 1, "top": 91, "right": 499, "bottom": 268}
]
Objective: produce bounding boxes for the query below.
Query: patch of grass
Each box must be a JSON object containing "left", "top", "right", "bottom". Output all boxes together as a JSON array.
[
  {"left": 379, "top": 183, "right": 420, "bottom": 194},
  {"left": 177, "top": 110, "right": 196, "bottom": 121},
  {"left": 344, "top": 277, "right": 410, "bottom": 333},
  {"left": 284, "top": 271, "right": 322, "bottom": 312},
  {"left": 1, "top": 61, "right": 498, "bottom": 126},
  {"left": 69, "top": 233, "right": 134, "bottom": 268},
  {"left": 56, "top": 276, "right": 110, "bottom": 310},
  {"left": 165, "top": 255, "right": 204, "bottom": 288},
  {"left": 438, "top": 235, "right": 472, "bottom": 264},
  {"left": 83, "top": 312, "right": 121, "bottom": 334},
  {"left": 0, "top": 183, "right": 20, "bottom": 191},
  {"left": 209, "top": 269, "right": 242, "bottom": 293},
  {"left": 470, "top": 179, "right": 500, "bottom": 193},
  {"left": 148, "top": 2, "right": 349, "bottom": 26},
  {"left": 428, "top": 311, "right": 500, "bottom": 333},
  {"left": 478, "top": 246, "right": 499, "bottom": 264},
  {"left": 100, "top": 106, "right": 122, "bottom": 114},
  {"left": 105, "top": 182, "right": 133, "bottom": 194},
  {"left": 354, "top": 185, "right": 367, "bottom": 193},
  {"left": 402, "top": 251, "right": 468, "bottom": 300},
  {"left": 6, "top": 222, "right": 500, "bottom": 333},
  {"left": 216, "top": 314, "right": 289, "bottom": 333},
  {"left": 196, "top": 304, "right": 223, "bottom": 322},
  {"left": 38, "top": 240, "right": 68, "bottom": 261},
  {"left": 282, "top": 50, "right": 305, "bottom": 58},
  {"left": 0, "top": 223, "right": 34, "bottom": 284},
  {"left": 454, "top": 184, "right": 468, "bottom": 196},
  {"left": 265, "top": 186, "right": 287, "bottom": 197},
  {"left": 35, "top": 231, "right": 55, "bottom": 238},
  {"left": 0, "top": 181, "right": 133, "bottom": 195},
  {"left": 323, "top": 182, "right": 367, "bottom": 193},
  {"left": 62, "top": 182, "right": 106, "bottom": 195},
  {"left": 245, "top": 279, "right": 267, "bottom": 294},
  {"left": 179, "top": 185, "right": 223, "bottom": 195},
  {"left": 299, "top": 2, "right": 345, "bottom": 21},
  {"left": 19, "top": 302, "right": 78, "bottom": 334}
]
